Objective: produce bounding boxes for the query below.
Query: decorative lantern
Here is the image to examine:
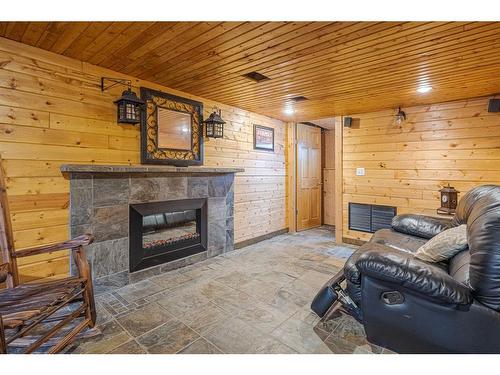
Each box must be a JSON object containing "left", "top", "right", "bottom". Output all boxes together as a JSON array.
[
  {"left": 203, "top": 107, "right": 225, "bottom": 138},
  {"left": 114, "top": 88, "right": 145, "bottom": 124},
  {"left": 101, "top": 77, "right": 145, "bottom": 125},
  {"left": 395, "top": 107, "right": 406, "bottom": 125},
  {"left": 437, "top": 184, "right": 459, "bottom": 215}
]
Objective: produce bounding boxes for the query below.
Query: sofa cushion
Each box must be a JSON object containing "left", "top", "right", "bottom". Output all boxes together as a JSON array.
[
  {"left": 392, "top": 214, "right": 452, "bottom": 239},
  {"left": 371, "top": 228, "right": 427, "bottom": 253},
  {"left": 449, "top": 250, "right": 471, "bottom": 287},
  {"left": 415, "top": 224, "right": 468, "bottom": 263}
]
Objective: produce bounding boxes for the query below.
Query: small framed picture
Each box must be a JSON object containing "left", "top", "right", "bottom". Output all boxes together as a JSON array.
[{"left": 253, "top": 124, "right": 274, "bottom": 151}]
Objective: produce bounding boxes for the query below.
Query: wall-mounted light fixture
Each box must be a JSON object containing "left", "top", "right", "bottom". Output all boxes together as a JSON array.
[
  {"left": 101, "top": 77, "right": 145, "bottom": 125},
  {"left": 395, "top": 107, "right": 406, "bottom": 125},
  {"left": 203, "top": 106, "right": 225, "bottom": 138}
]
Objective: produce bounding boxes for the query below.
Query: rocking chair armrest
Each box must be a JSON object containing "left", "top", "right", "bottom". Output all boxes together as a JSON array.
[
  {"left": 0, "top": 262, "right": 9, "bottom": 283},
  {"left": 13, "top": 234, "right": 94, "bottom": 258}
]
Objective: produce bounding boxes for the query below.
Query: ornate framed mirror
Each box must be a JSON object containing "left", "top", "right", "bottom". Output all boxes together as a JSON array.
[{"left": 140, "top": 87, "right": 204, "bottom": 165}]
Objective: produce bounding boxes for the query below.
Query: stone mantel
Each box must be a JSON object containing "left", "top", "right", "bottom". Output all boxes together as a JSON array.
[{"left": 61, "top": 164, "right": 244, "bottom": 174}]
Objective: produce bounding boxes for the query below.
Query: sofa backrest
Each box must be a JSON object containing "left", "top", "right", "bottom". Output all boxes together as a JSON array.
[{"left": 452, "top": 185, "right": 500, "bottom": 310}]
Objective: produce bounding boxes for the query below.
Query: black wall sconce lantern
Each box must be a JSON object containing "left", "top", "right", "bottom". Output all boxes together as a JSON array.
[
  {"left": 395, "top": 107, "right": 406, "bottom": 125},
  {"left": 101, "top": 77, "right": 145, "bottom": 125},
  {"left": 203, "top": 107, "right": 225, "bottom": 138}
]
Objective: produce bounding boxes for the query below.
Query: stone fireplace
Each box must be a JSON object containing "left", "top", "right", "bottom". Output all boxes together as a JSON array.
[{"left": 61, "top": 164, "right": 243, "bottom": 292}]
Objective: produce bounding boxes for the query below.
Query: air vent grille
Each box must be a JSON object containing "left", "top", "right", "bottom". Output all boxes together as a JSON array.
[
  {"left": 291, "top": 96, "right": 308, "bottom": 102},
  {"left": 349, "top": 203, "right": 397, "bottom": 233},
  {"left": 242, "top": 71, "right": 270, "bottom": 83}
]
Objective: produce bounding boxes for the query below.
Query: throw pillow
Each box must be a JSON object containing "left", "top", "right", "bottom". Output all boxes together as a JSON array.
[{"left": 415, "top": 224, "right": 468, "bottom": 262}]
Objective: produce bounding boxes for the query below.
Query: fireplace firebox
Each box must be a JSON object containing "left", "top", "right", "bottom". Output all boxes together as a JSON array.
[{"left": 129, "top": 198, "right": 207, "bottom": 272}]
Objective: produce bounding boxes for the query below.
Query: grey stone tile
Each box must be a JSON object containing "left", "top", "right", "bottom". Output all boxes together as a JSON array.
[
  {"left": 114, "top": 279, "right": 163, "bottom": 304},
  {"left": 129, "top": 264, "right": 162, "bottom": 283},
  {"left": 150, "top": 270, "right": 193, "bottom": 291},
  {"left": 225, "top": 187, "right": 234, "bottom": 217},
  {"left": 90, "top": 238, "right": 129, "bottom": 279},
  {"left": 297, "top": 269, "right": 333, "bottom": 291},
  {"left": 117, "top": 302, "right": 172, "bottom": 337},
  {"left": 70, "top": 173, "right": 92, "bottom": 189},
  {"left": 129, "top": 177, "right": 162, "bottom": 203},
  {"left": 202, "top": 317, "right": 267, "bottom": 354},
  {"left": 159, "top": 251, "right": 208, "bottom": 273},
  {"left": 210, "top": 287, "right": 255, "bottom": 316},
  {"left": 137, "top": 318, "right": 199, "bottom": 354},
  {"left": 208, "top": 220, "right": 226, "bottom": 257},
  {"left": 182, "top": 301, "right": 231, "bottom": 335},
  {"left": 271, "top": 317, "right": 331, "bottom": 354},
  {"left": 325, "top": 311, "right": 383, "bottom": 353},
  {"left": 93, "top": 176, "right": 129, "bottom": 207},
  {"left": 208, "top": 174, "right": 233, "bottom": 197},
  {"left": 70, "top": 187, "right": 92, "bottom": 225},
  {"left": 93, "top": 271, "right": 129, "bottom": 295},
  {"left": 235, "top": 299, "right": 291, "bottom": 334},
  {"left": 108, "top": 339, "right": 147, "bottom": 354},
  {"left": 225, "top": 217, "right": 234, "bottom": 253},
  {"left": 215, "top": 270, "right": 255, "bottom": 287},
  {"left": 95, "top": 302, "right": 114, "bottom": 325},
  {"left": 71, "top": 320, "right": 132, "bottom": 354},
  {"left": 187, "top": 176, "right": 208, "bottom": 198},
  {"left": 162, "top": 176, "right": 188, "bottom": 200},
  {"left": 92, "top": 205, "right": 128, "bottom": 242},
  {"left": 207, "top": 197, "right": 226, "bottom": 221},
  {"left": 251, "top": 336, "right": 298, "bottom": 354},
  {"left": 178, "top": 338, "right": 223, "bottom": 354},
  {"left": 156, "top": 282, "right": 211, "bottom": 318},
  {"left": 323, "top": 335, "right": 372, "bottom": 354}
]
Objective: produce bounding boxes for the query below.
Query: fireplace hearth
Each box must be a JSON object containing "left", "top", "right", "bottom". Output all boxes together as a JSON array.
[{"left": 129, "top": 199, "right": 207, "bottom": 272}]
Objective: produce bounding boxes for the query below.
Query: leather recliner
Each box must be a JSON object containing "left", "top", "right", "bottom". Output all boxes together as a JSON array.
[{"left": 315, "top": 185, "right": 500, "bottom": 353}]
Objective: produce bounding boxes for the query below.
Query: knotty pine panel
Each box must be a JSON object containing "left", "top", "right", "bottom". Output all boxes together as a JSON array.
[
  {"left": 0, "top": 38, "right": 287, "bottom": 282},
  {"left": 342, "top": 97, "right": 500, "bottom": 242}
]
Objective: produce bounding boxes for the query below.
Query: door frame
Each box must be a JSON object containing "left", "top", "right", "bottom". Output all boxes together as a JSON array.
[
  {"left": 294, "top": 122, "right": 323, "bottom": 232},
  {"left": 287, "top": 119, "right": 342, "bottom": 240}
]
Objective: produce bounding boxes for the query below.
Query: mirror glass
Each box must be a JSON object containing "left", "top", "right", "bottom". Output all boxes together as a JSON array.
[{"left": 157, "top": 107, "right": 192, "bottom": 150}]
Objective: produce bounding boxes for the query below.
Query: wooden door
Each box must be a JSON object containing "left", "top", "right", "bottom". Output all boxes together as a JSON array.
[{"left": 297, "top": 123, "right": 322, "bottom": 231}]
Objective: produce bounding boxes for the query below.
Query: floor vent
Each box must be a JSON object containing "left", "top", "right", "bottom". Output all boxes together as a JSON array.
[
  {"left": 242, "top": 71, "right": 270, "bottom": 83},
  {"left": 348, "top": 203, "right": 397, "bottom": 233}
]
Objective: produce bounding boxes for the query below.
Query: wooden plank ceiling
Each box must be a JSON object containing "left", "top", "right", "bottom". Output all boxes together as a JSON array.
[{"left": 1, "top": 21, "right": 500, "bottom": 121}]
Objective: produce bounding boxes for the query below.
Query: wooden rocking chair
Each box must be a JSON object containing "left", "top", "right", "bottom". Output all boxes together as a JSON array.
[{"left": 0, "top": 160, "right": 97, "bottom": 354}]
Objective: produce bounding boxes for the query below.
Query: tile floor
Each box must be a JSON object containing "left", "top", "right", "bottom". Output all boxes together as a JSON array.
[{"left": 63, "top": 227, "right": 392, "bottom": 354}]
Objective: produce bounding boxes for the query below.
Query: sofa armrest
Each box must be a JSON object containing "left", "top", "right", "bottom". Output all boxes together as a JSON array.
[
  {"left": 391, "top": 214, "right": 452, "bottom": 239},
  {"left": 355, "top": 248, "right": 473, "bottom": 306}
]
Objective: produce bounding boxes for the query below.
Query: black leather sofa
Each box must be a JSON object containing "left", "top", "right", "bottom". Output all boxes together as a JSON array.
[{"left": 312, "top": 185, "right": 500, "bottom": 353}]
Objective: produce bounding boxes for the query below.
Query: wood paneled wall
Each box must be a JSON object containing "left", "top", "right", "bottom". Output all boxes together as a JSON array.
[
  {"left": 0, "top": 37, "right": 286, "bottom": 282},
  {"left": 322, "top": 129, "right": 335, "bottom": 225},
  {"left": 342, "top": 96, "right": 500, "bottom": 241}
]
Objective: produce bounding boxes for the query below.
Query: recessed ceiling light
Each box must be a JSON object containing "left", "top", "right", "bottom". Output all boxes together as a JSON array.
[
  {"left": 283, "top": 107, "right": 295, "bottom": 115},
  {"left": 417, "top": 86, "right": 432, "bottom": 93}
]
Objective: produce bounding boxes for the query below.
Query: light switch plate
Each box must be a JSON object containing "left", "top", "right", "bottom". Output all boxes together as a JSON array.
[{"left": 356, "top": 167, "right": 365, "bottom": 176}]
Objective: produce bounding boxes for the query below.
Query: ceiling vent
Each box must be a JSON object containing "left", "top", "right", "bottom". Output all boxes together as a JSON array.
[
  {"left": 290, "top": 96, "right": 309, "bottom": 102},
  {"left": 242, "top": 71, "right": 270, "bottom": 83}
]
